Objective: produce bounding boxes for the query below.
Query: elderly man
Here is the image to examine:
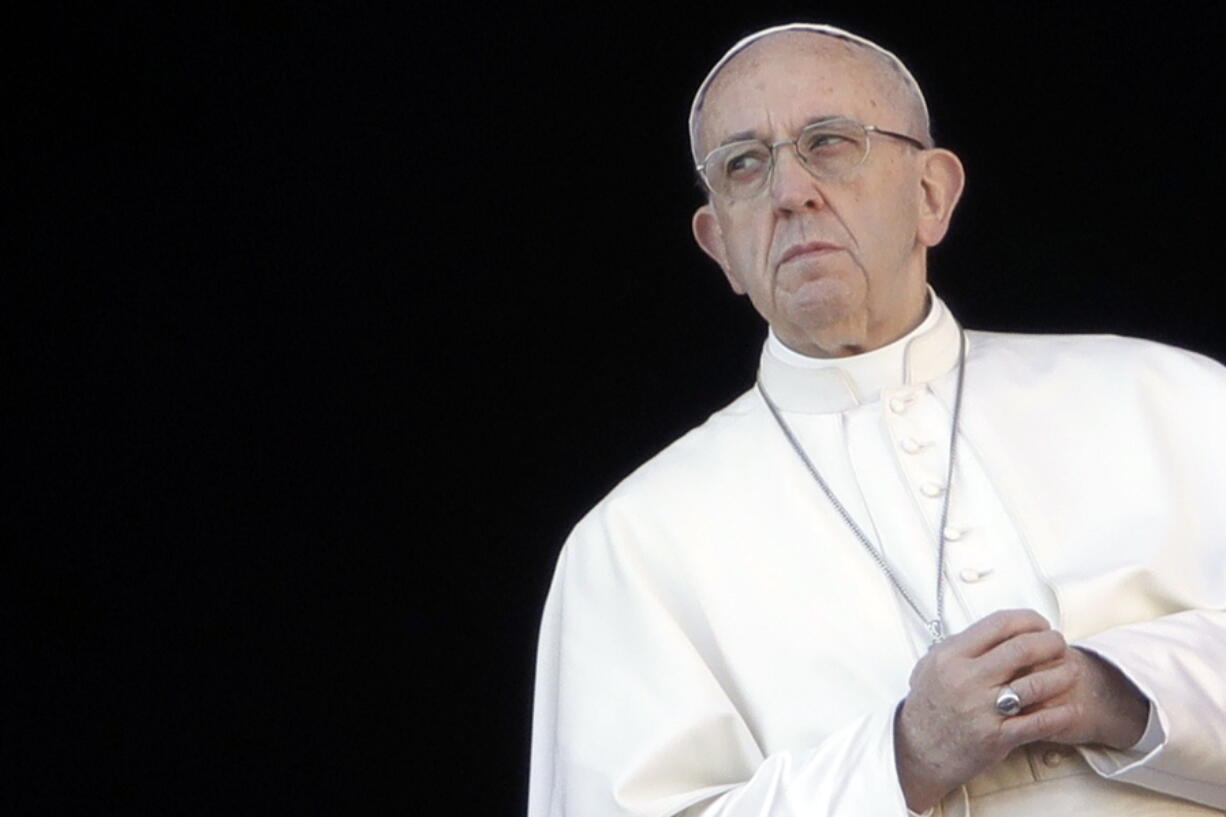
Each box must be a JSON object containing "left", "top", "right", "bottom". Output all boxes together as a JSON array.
[{"left": 529, "top": 23, "right": 1226, "bottom": 817}]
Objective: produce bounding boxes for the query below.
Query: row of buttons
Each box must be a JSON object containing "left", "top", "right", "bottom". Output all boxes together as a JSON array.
[{"left": 886, "top": 387, "right": 988, "bottom": 585}]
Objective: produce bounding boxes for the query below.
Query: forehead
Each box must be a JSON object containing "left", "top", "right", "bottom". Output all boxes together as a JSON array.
[{"left": 697, "top": 34, "right": 897, "bottom": 152}]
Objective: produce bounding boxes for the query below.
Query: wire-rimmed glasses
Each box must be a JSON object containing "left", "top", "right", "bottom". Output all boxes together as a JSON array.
[{"left": 696, "top": 117, "right": 927, "bottom": 200}]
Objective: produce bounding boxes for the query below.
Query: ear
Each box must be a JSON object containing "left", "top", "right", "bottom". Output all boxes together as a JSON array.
[
  {"left": 692, "top": 203, "right": 746, "bottom": 294},
  {"left": 916, "top": 149, "right": 966, "bottom": 248}
]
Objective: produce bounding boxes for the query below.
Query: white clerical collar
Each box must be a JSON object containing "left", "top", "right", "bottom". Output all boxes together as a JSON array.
[{"left": 758, "top": 290, "right": 963, "bottom": 413}]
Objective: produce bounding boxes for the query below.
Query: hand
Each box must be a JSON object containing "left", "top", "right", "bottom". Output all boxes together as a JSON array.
[
  {"left": 894, "top": 610, "right": 1079, "bottom": 811},
  {"left": 1015, "top": 646, "right": 1150, "bottom": 750}
]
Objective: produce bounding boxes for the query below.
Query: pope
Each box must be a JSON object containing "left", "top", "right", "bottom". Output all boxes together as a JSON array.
[{"left": 529, "top": 23, "right": 1226, "bottom": 817}]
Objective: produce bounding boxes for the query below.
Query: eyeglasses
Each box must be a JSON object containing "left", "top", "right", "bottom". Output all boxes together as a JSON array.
[{"left": 696, "top": 117, "right": 927, "bottom": 200}]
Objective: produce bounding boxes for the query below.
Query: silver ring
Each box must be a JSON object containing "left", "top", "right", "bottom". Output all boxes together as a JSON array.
[{"left": 995, "top": 685, "right": 1022, "bottom": 716}]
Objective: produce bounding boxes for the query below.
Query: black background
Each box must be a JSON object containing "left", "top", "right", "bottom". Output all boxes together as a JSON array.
[{"left": 13, "top": 3, "right": 1226, "bottom": 814}]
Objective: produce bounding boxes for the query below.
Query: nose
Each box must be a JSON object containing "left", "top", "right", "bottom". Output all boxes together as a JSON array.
[{"left": 769, "top": 142, "right": 828, "bottom": 213}]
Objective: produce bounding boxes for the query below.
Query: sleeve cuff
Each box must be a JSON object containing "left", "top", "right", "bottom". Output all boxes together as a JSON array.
[{"left": 1128, "top": 701, "right": 1165, "bottom": 755}]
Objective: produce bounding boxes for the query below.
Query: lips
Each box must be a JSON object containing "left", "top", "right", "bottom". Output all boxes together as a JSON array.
[{"left": 778, "top": 241, "right": 841, "bottom": 266}]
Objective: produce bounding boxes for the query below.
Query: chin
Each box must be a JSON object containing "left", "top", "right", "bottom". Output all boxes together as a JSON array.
[
  {"left": 788, "top": 273, "right": 860, "bottom": 309},
  {"left": 783, "top": 300, "right": 870, "bottom": 353},
  {"left": 786, "top": 287, "right": 860, "bottom": 330}
]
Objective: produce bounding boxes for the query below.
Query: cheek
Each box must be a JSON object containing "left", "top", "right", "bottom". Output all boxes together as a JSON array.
[
  {"left": 856, "top": 186, "right": 919, "bottom": 259},
  {"left": 719, "top": 212, "right": 772, "bottom": 277}
]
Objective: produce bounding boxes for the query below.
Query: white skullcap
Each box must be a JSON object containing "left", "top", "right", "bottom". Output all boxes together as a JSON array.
[{"left": 688, "top": 23, "right": 931, "bottom": 163}]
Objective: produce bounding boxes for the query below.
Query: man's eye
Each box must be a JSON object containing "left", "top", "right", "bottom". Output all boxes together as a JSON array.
[
  {"left": 725, "top": 151, "right": 767, "bottom": 178},
  {"left": 804, "top": 133, "right": 850, "bottom": 152}
]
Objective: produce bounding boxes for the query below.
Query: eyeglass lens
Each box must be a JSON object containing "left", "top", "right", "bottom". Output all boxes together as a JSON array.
[{"left": 705, "top": 119, "right": 869, "bottom": 198}]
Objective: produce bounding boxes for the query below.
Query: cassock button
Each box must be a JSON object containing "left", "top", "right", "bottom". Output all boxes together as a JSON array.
[
  {"left": 920, "top": 482, "right": 944, "bottom": 498},
  {"left": 901, "top": 437, "right": 924, "bottom": 454},
  {"left": 889, "top": 397, "right": 909, "bottom": 414},
  {"left": 1043, "top": 749, "right": 1066, "bottom": 767},
  {"left": 956, "top": 564, "right": 985, "bottom": 581},
  {"left": 942, "top": 526, "right": 963, "bottom": 541}
]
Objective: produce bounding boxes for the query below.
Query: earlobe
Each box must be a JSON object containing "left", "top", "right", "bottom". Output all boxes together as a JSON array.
[
  {"left": 916, "top": 149, "right": 966, "bottom": 248},
  {"left": 692, "top": 204, "right": 746, "bottom": 294}
]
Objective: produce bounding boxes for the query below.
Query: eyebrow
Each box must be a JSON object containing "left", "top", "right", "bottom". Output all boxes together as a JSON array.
[{"left": 715, "top": 114, "right": 846, "bottom": 148}]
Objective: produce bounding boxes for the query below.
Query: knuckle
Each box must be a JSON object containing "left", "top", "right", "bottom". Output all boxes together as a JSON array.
[
  {"left": 1007, "top": 640, "right": 1032, "bottom": 666},
  {"left": 1038, "top": 630, "right": 1067, "bottom": 657},
  {"left": 1010, "top": 608, "right": 1049, "bottom": 630},
  {"left": 1006, "top": 637, "right": 1031, "bottom": 665},
  {"left": 1023, "top": 631, "right": 1064, "bottom": 662},
  {"left": 1019, "top": 608, "right": 1047, "bottom": 627},
  {"left": 990, "top": 609, "right": 1050, "bottom": 641}
]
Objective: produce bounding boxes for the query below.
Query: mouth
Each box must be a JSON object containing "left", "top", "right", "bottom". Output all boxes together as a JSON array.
[{"left": 778, "top": 241, "right": 842, "bottom": 267}]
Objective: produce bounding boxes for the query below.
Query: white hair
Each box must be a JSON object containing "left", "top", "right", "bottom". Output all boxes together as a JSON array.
[{"left": 688, "top": 23, "right": 932, "bottom": 164}]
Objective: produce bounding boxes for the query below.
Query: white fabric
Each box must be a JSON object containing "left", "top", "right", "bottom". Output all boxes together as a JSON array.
[
  {"left": 528, "top": 295, "right": 1226, "bottom": 816},
  {"left": 758, "top": 296, "right": 1061, "bottom": 649},
  {"left": 763, "top": 291, "right": 943, "bottom": 404}
]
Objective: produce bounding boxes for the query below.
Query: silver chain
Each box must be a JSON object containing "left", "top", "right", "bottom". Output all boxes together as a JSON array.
[{"left": 757, "top": 332, "right": 967, "bottom": 646}]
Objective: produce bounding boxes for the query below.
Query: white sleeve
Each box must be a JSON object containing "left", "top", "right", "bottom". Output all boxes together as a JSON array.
[
  {"left": 528, "top": 540, "right": 915, "bottom": 817},
  {"left": 1073, "top": 608, "right": 1226, "bottom": 810}
]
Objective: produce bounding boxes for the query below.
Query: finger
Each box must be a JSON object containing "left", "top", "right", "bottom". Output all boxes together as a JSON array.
[
  {"left": 1007, "top": 662, "right": 1079, "bottom": 710},
  {"left": 954, "top": 609, "right": 1051, "bottom": 657},
  {"left": 978, "top": 630, "right": 1067, "bottom": 681},
  {"left": 1022, "top": 655, "right": 1063, "bottom": 675},
  {"left": 997, "top": 702, "right": 1078, "bottom": 747}
]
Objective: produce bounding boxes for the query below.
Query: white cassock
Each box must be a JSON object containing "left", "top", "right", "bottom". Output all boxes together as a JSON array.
[{"left": 528, "top": 293, "right": 1226, "bottom": 817}]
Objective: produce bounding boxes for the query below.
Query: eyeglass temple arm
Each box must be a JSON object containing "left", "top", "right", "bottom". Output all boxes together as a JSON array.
[{"left": 866, "top": 126, "right": 928, "bottom": 150}]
